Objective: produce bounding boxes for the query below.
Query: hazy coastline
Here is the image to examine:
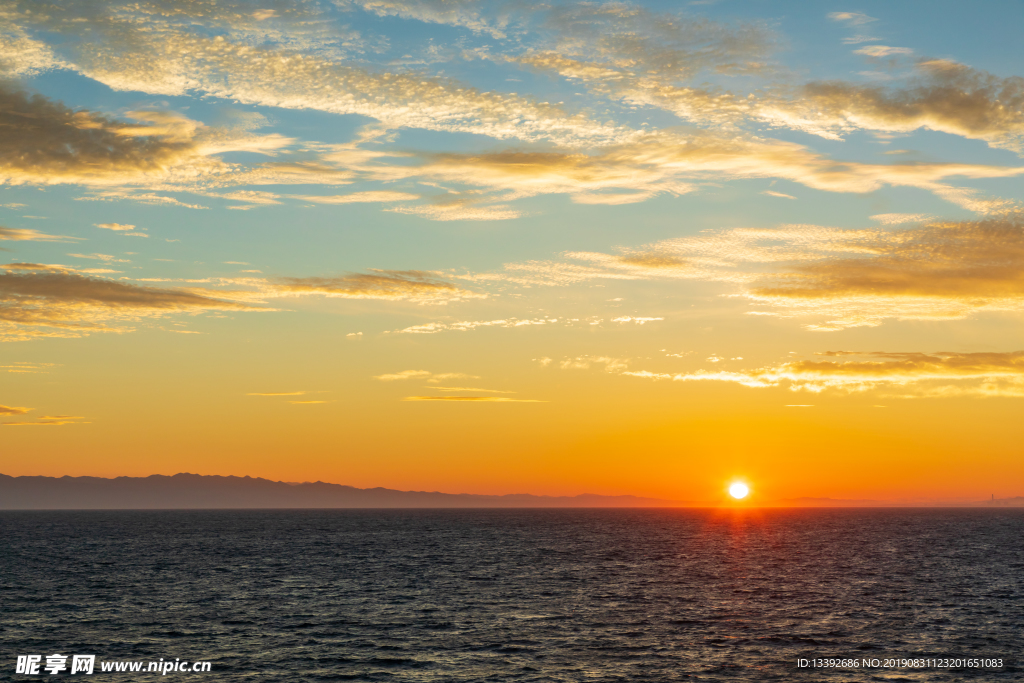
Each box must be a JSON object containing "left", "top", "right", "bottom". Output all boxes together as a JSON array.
[{"left": 2, "top": 474, "right": 1020, "bottom": 509}]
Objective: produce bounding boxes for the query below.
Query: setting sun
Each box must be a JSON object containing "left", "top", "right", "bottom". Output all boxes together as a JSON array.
[{"left": 729, "top": 483, "right": 750, "bottom": 500}]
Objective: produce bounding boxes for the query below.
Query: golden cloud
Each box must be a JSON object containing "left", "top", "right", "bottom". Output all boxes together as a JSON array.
[
  {"left": 32, "top": 19, "right": 629, "bottom": 147},
  {"left": 402, "top": 396, "right": 545, "bottom": 402},
  {"left": 853, "top": 46, "right": 913, "bottom": 58},
  {"left": 4, "top": 415, "right": 89, "bottom": 426},
  {"left": 0, "top": 268, "right": 259, "bottom": 341},
  {"left": 616, "top": 254, "right": 686, "bottom": 269},
  {"left": 349, "top": 132, "right": 1023, "bottom": 216},
  {"left": 0, "top": 404, "right": 31, "bottom": 415},
  {"left": 622, "top": 351, "right": 1024, "bottom": 397},
  {"left": 749, "top": 215, "right": 1024, "bottom": 328},
  {"left": 540, "top": 3, "right": 775, "bottom": 80},
  {"left": 0, "top": 26, "right": 62, "bottom": 77},
  {"left": 213, "top": 190, "right": 282, "bottom": 207},
  {"left": 94, "top": 223, "right": 136, "bottom": 231},
  {"left": 505, "top": 49, "right": 757, "bottom": 130},
  {"left": 870, "top": 213, "right": 933, "bottom": 225},
  {"left": 1, "top": 263, "right": 68, "bottom": 272},
  {"left": 386, "top": 201, "right": 522, "bottom": 222},
  {"left": 0, "top": 78, "right": 293, "bottom": 192},
  {"left": 756, "top": 218, "right": 1024, "bottom": 299},
  {"left": 389, "top": 317, "right": 561, "bottom": 334},
  {"left": 269, "top": 270, "right": 485, "bottom": 303},
  {"left": 374, "top": 370, "right": 477, "bottom": 382},
  {"left": 759, "top": 61, "right": 1024, "bottom": 153},
  {"left": 76, "top": 191, "right": 211, "bottom": 210},
  {"left": 376, "top": 146, "right": 692, "bottom": 205},
  {"left": 498, "top": 215, "right": 1024, "bottom": 329},
  {"left": 0, "top": 362, "right": 56, "bottom": 373},
  {"left": 432, "top": 387, "right": 515, "bottom": 393},
  {"left": 506, "top": 29, "right": 1024, "bottom": 156},
  {"left": 295, "top": 192, "right": 419, "bottom": 204},
  {"left": 374, "top": 370, "right": 433, "bottom": 381},
  {"left": 828, "top": 12, "right": 877, "bottom": 25},
  {"left": 0, "top": 1, "right": 762, "bottom": 176},
  {"left": 559, "top": 356, "right": 630, "bottom": 372},
  {"left": 611, "top": 316, "right": 662, "bottom": 324},
  {"left": 342, "top": 0, "right": 509, "bottom": 38},
  {"left": 0, "top": 86, "right": 201, "bottom": 185},
  {"left": 0, "top": 227, "right": 76, "bottom": 242}
]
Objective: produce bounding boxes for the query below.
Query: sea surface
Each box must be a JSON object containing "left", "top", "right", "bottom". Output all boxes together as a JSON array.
[{"left": 1, "top": 509, "right": 1021, "bottom": 681}]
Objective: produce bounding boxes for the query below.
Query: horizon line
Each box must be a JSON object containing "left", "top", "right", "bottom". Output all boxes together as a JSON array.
[{"left": 1, "top": 472, "right": 1020, "bottom": 508}]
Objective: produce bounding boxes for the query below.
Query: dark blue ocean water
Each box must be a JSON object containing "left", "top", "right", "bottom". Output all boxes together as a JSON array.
[{"left": 1, "top": 509, "right": 1021, "bottom": 681}]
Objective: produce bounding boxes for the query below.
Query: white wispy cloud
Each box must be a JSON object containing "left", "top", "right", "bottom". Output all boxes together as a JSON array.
[
  {"left": 402, "top": 396, "right": 544, "bottom": 402},
  {"left": 828, "top": 12, "right": 877, "bottom": 26},
  {"left": 854, "top": 45, "right": 913, "bottom": 58},
  {"left": 621, "top": 351, "right": 1024, "bottom": 397},
  {"left": 373, "top": 370, "right": 478, "bottom": 382}
]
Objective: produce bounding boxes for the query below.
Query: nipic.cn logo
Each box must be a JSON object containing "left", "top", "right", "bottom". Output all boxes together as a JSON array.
[
  {"left": 16, "top": 655, "right": 94, "bottom": 675},
  {"left": 15, "top": 655, "right": 212, "bottom": 675}
]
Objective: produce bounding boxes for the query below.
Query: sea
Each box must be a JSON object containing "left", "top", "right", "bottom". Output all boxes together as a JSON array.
[{"left": 1, "top": 509, "right": 1021, "bottom": 681}]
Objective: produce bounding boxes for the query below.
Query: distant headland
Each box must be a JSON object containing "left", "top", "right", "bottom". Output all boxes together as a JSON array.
[{"left": 0, "top": 473, "right": 688, "bottom": 509}]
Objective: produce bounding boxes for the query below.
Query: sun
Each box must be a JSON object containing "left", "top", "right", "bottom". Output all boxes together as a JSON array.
[{"left": 728, "top": 482, "right": 750, "bottom": 499}]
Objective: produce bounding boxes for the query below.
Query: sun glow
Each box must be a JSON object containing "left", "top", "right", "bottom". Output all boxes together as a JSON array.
[{"left": 729, "top": 482, "right": 750, "bottom": 499}]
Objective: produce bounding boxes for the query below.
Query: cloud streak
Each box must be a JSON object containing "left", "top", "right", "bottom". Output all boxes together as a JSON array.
[
  {"left": 0, "top": 267, "right": 259, "bottom": 341},
  {"left": 0, "top": 227, "right": 76, "bottom": 242},
  {"left": 267, "top": 270, "right": 485, "bottom": 303},
  {"left": 622, "top": 351, "right": 1024, "bottom": 397},
  {"left": 750, "top": 215, "right": 1024, "bottom": 328},
  {"left": 351, "top": 132, "right": 1024, "bottom": 216},
  {"left": 390, "top": 317, "right": 561, "bottom": 334},
  {"left": 4, "top": 414, "right": 89, "bottom": 426},
  {"left": 402, "top": 396, "right": 545, "bottom": 402},
  {"left": 496, "top": 215, "right": 1024, "bottom": 329},
  {"left": 374, "top": 370, "right": 477, "bottom": 382}
]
